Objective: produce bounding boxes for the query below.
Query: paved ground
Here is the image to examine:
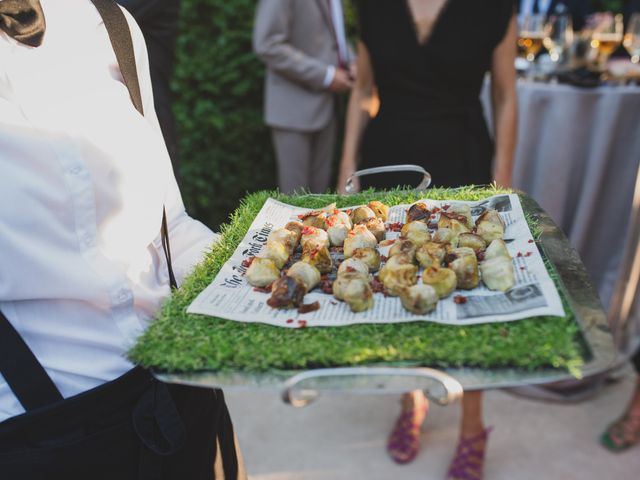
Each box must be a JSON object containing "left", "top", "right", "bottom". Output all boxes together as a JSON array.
[{"left": 226, "top": 368, "right": 640, "bottom": 480}]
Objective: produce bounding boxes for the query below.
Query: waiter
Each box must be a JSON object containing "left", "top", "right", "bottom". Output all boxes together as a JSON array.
[{"left": 0, "top": 0, "right": 242, "bottom": 478}]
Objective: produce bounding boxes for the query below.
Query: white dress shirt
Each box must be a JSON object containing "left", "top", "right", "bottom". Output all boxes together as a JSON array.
[{"left": 0, "top": 0, "right": 216, "bottom": 422}]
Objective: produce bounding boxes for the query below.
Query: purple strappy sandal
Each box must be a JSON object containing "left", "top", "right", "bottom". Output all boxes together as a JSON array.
[
  {"left": 446, "top": 427, "right": 493, "bottom": 480},
  {"left": 386, "top": 403, "right": 429, "bottom": 464}
]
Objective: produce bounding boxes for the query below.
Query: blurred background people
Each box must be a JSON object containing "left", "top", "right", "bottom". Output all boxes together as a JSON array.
[
  {"left": 117, "top": 0, "right": 181, "bottom": 179},
  {"left": 517, "top": 0, "right": 589, "bottom": 31},
  {"left": 336, "top": 1, "right": 517, "bottom": 478},
  {"left": 253, "top": 0, "right": 355, "bottom": 194}
]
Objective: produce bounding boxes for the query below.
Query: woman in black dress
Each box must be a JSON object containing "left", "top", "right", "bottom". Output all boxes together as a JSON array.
[{"left": 337, "top": 1, "right": 517, "bottom": 478}]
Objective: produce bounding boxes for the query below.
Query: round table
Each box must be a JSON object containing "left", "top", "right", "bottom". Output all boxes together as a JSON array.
[{"left": 484, "top": 80, "right": 640, "bottom": 317}]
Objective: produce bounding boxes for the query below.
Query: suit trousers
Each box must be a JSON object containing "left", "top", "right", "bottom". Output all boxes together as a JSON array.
[{"left": 271, "top": 116, "right": 337, "bottom": 194}]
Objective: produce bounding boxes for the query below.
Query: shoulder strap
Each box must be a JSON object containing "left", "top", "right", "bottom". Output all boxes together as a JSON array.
[
  {"left": 0, "top": 310, "right": 64, "bottom": 410},
  {"left": 91, "top": 0, "right": 177, "bottom": 289}
]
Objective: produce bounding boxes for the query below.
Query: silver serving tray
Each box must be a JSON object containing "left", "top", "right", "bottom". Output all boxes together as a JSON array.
[{"left": 154, "top": 193, "right": 617, "bottom": 407}]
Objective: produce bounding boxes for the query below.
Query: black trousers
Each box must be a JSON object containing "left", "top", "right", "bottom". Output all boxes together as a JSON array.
[
  {"left": 633, "top": 348, "right": 640, "bottom": 374},
  {"left": 0, "top": 368, "right": 239, "bottom": 480}
]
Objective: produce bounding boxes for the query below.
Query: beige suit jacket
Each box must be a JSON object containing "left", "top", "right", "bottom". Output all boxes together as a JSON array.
[{"left": 253, "top": 0, "right": 340, "bottom": 132}]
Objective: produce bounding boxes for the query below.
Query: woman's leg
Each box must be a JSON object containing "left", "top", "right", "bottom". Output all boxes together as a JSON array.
[
  {"left": 447, "top": 391, "right": 491, "bottom": 480},
  {"left": 387, "top": 390, "right": 429, "bottom": 463}
]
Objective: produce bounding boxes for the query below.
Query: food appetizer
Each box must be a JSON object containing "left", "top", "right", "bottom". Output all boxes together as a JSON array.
[{"left": 248, "top": 199, "right": 519, "bottom": 318}]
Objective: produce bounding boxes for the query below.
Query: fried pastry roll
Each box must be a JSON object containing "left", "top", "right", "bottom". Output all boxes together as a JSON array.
[
  {"left": 389, "top": 238, "right": 417, "bottom": 263},
  {"left": 438, "top": 213, "right": 471, "bottom": 236},
  {"left": 484, "top": 238, "right": 510, "bottom": 260},
  {"left": 422, "top": 266, "right": 457, "bottom": 298},
  {"left": 338, "top": 258, "right": 370, "bottom": 276},
  {"left": 284, "top": 221, "right": 304, "bottom": 244},
  {"left": 351, "top": 247, "right": 381, "bottom": 272},
  {"left": 327, "top": 223, "right": 350, "bottom": 247},
  {"left": 332, "top": 271, "right": 370, "bottom": 300},
  {"left": 432, "top": 228, "right": 459, "bottom": 247},
  {"left": 447, "top": 204, "right": 474, "bottom": 229},
  {"left": 480, "top": 256, "right": 515, "bottom": 292},
  {"left": 246, "top": 258, "right": 280, "bottom": 287},
  {"left": 368, "top": 201, "right": 389, "bottom": 221},
  {"left": 400, "top": 221, "right": 432, "bottom": 247},
  {"left": 268, "top": 228, "right": 298, "bottom": 255},
  {"left": 287, "top": 261, "right": 321, "bottom": 292},
  {"left": 325, "top": 210, "right": 352, "bottom": 230},
  {"left": 350, "top": 206, "right": 377, "bottom": 225},
  {"left": 457, "top": 233, "right": 487, "bottom": 252},
  {"left": 379, "top": 254, "right": 418, "bottom": 296},
  {"left": 399, "top": 284, "right": 439, "bottom": 315},
  {"left": 301, "top": 245, "right": 333, "bottom": 274},
  {"left": 267, "top": 275, "right": 306, "bottom": 309},
  {"left": 417, "top": 241, "right": 446, "bottom": 265},
  {"left": 341, "top": 277, "right": 374, "bottom": 312},
  {"left": 476, "top": 209, "right": 505, "bottom": 243},
  {"left": 363, "top": 217, "right": 386, "bottom": 242},
  {"left": 406, "top": 202, "right": 430, "bottom": 223},
  {"left": 300, "top": 226, "right": 329, "bottom": 251},
  {"left": 446, "top": 247, "right": 479, "bottom": 289},
  {"left": 343, "top": 225, "right": 378, "bottom": 257},
  {"left": 263, "top": 239, "right": 290, "bottom": 269}
]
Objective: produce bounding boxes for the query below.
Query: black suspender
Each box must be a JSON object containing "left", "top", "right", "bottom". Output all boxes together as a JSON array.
[
  {"left": 91, "top": 0, "right": 178, "bottom": 290},
  {"left": 0, "top": 0, "right": 179, "bottom": 413},
  {"left": 0, "top": 310, "right": 63, "bottom": 410}
]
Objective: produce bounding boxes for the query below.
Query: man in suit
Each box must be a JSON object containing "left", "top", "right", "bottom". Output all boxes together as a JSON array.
[
  {"left": 118, "top": 0, "right": 181, "bottom": 179},
  {"left": 253, "top": 0, "right": 354, "bottom": 194},
  {"left": 518, "top": 0, "right": 589, "bottom": 30}
]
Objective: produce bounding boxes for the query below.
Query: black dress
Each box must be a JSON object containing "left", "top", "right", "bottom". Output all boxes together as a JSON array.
[{"left": 357, "top": 0, "right": 514, "bottom": 189}]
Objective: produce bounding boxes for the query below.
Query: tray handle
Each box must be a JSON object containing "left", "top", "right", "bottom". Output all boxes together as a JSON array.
[
  {"left": 281, "top": 367, "right": 463, "bottom": 408},
  {"left": 344, "top": 164, "right": 432, "bottom": 194}
]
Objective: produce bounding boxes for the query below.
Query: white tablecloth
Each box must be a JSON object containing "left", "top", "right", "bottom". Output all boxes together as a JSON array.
[{"left": 484, "top": 81, "right": 640, "bottom": 317}]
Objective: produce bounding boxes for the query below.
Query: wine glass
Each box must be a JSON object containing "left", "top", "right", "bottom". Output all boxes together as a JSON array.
[
  {"left": 544, "top": 14, "right": 574, "bottom": 64},
  {"left": 518, "top": 14, "right": 546, "bottom": 77},
  {"left": 623, "top": 13, "right": 640, "bottom": 64},
  {"left": 591, "top": 13, "right": 624, "bottom": 70}
]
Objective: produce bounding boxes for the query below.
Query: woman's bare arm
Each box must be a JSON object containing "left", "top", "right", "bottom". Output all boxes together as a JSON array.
[
  {"left": 490, "top": 15, "right": 518, "bottom": 188},
  {"left": 337, "top": 41, "right": 376, "bottom": 194}
]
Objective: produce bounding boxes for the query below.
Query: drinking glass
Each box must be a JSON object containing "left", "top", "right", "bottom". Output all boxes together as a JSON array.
[
  {"left": 544, "top": 14, "right": 574, "bottom": 64},
  {"left": 518, "top": 14, "right": 546, "bottom": 76},
  {"left": 591, "top": 13, "right": 624, "bottom": 70},
  {"left": 623, "top": 13, "right": 640, "bottom": 64}
]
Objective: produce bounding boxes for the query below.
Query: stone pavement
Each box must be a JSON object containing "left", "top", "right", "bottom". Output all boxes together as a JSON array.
[{"left": 226, "top": 368, "right": 640, "bottom": 480}]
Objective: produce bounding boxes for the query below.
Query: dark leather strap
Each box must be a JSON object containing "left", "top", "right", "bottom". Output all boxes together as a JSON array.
[
  {"left": 0, "top": 310, "right": 63, "bottom": 410},
  {"left": 91, "top": 0, "right": 177, "bottom": 289}
]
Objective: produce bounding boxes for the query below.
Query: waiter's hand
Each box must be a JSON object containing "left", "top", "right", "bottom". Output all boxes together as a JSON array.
[{"left": 329, "top": 68, "right": 354, "bottom": 93}]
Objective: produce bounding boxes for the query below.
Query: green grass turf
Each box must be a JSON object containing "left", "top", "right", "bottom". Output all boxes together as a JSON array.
[{"left": 128, "top": 187, "right": 585, "bottom": 376}]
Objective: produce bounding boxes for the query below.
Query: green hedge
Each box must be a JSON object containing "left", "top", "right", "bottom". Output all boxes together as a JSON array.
[
  {"left": 173, "top": 0, "right": 276, "bottom": 229},
  {"left": 173, "top": 0, "right": 357, "bottom": 230}
]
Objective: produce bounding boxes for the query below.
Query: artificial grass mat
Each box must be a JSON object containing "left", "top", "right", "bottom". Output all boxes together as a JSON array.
[{"left": 129, "top": 187, "right": 585, "bottom": 376}]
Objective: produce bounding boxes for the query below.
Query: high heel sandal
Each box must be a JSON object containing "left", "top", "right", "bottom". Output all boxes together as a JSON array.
[
  {"left": 601, "top": 411, "right": 640, "bottom": 452},
  {"left": 386, "top": 401, "right": 429, "bottom": 464},
  {"left": 446, "top": 427, "right": 492, "bottom": 480}
]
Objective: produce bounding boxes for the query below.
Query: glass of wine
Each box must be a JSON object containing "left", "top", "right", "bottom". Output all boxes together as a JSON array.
[
  {"left": 591, "top": 13, "right": 624, "bottom": 70},
  {"left": 544, "top": 14, "right": 574, "bottom": 64},
  {"left": 518, "top": 14, "right": 546, "bottom": 77},
  {"left": 623, "top": 13, "right": 640, "bottom": 64}
]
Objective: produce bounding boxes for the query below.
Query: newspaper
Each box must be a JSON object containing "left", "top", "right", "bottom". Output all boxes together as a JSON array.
[{"left": 187, "top": 194, "right": 565, "bottom": 327}]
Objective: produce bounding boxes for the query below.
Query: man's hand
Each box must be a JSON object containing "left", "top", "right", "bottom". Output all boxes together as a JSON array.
[{"left": 329, "top": 68, "right": 354, "bottom": 93}]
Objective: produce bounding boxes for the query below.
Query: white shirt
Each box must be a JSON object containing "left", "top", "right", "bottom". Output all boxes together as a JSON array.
[
  {"left": 322, "top": 0, "right": 350, "bottom": 88},
  {"left": 0, "top": 0, "right": 216, "bottom": 421}
]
